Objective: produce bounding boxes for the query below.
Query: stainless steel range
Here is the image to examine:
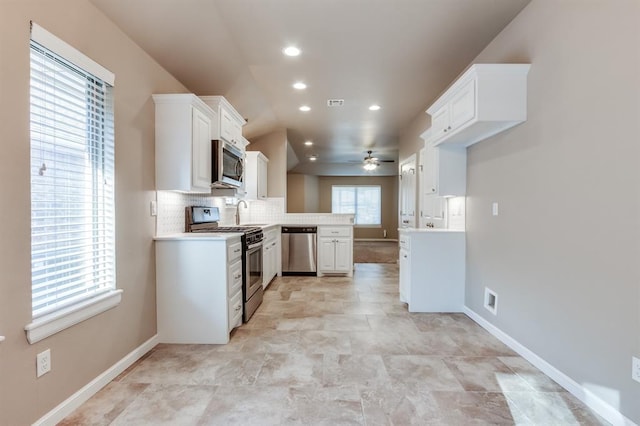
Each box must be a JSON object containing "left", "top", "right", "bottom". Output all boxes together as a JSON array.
[{"left": 186, "top": 206, "right": 264, "bottom": 322}]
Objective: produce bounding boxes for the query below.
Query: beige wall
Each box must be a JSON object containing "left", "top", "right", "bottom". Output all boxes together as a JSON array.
[
  {"left": 247, "top": 128, "right": 288, "bottom": 198},
  {"left": 304, "top": 174, "right": 319, "bottom": 212},
  {"left": 0, "top": 0, "right": 188, "bottom": 423},
  {"left": 317, "top": 176, "right": 399, "bottom": 240},
  {"left": 286, "top": 173, "right": 319, "bottom": 213},
  {"left": 448, "top": 0, "right": 639, "bottom": 422},
  {"left": 287, "top": 173, "right": 306, "bottom": 212}
]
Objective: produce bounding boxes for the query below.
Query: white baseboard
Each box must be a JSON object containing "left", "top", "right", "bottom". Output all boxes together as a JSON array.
[
  {"left": 463, "top": 307, "right": 637, "bottom": 426},
  {"left": 34, "top": 334, "right": 159, "bottom": 426}
]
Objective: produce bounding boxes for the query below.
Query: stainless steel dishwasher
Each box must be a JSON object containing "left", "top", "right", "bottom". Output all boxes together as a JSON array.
[{"left": 281, "top": 226, "right": 317, "bottom": 276}]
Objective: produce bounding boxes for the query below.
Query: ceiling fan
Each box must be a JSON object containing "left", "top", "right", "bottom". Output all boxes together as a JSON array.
[{"left": 360, "top": 150, "right": 395, "bottom": 170}]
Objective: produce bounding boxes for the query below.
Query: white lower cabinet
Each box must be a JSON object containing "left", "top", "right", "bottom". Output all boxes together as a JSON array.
[
  {"left": 317, "top": 226, "right": 353, "bottom": 277},
  {"left": 262, "top": 226, "right": 280, "bottom": 288},
  {"left": 398, "top": 230, "right": 465, "bottom": 312},
  {"left": 156, "top": 236, "right": 243, "bottom": 344}
]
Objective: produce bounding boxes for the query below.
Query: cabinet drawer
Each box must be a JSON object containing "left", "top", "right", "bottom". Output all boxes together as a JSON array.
[
  {"left": 228, "top": 290, "right": 243, "bottom": 331},
  {"left": 318, "top": 226, "right": 352, "bottom": 237},
  {"left": 399, "top": 235, "right": 411, "bottom": 251},
  {"left": 228, "top": 259, "right": 243, "bottom": 294},
  {"left": 264, "top": 228, "right": 278, "bottom": 243},
  {"left": 227, "top": 239, "right": 242, "bottom": 261}
]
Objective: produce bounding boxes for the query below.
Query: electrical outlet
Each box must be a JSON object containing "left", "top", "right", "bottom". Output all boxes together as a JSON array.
[
  {"left": 632, "top": 356, "right": 640, "bottom": 383},
  {"left": 36, "top": 349, "right": 51, "bottom": 377}
]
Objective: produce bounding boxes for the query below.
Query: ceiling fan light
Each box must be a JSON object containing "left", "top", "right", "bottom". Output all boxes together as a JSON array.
[{"left": 363, "top": 162, "right": 377, "bottom": 171}]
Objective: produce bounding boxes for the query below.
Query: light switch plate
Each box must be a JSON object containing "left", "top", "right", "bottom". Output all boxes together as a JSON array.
[{"left": 492, "top": 202, "right": 499, "bottom": 216}]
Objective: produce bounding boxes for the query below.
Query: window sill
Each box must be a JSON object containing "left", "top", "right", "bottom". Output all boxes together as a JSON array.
[{"left": 25, "top": 289, "right": 123, "bottom": 344}]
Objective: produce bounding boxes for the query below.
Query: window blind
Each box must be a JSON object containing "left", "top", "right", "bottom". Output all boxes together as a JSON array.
[
  {"left": 332, "top": 186, "right": 381, "bottom": 225},
  {"left": 30, "top": 39, "right": 115, "bottom": 319}
]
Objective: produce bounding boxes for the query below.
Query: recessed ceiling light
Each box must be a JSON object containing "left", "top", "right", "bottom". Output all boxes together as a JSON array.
[
  {"left": 283, "top": 46, "right": 301, "bottom": 57},
  {"left": 369, "top": 104, "right": 381, "bottom": 111},
  {"left": 304, "top": 141, "right": 313, "bottom": 146},
  {"left": 293, "top": 82, "right": 307, "bottom": 90},
  {"left": 299, "top": 105, "right": 311, "bottom": 112}
]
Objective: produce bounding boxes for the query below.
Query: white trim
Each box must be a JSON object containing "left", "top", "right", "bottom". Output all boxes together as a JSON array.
[
  {"left": 30, "top": 22, "right": 115, "bottom": 85},
  {"left": 463, "top": 306, "right": 637, "bottom": 426},
  {"left": 33, "top": 334, "right": 158, "bottom": 426},
  {"left": 25, "top": 290, "right": 123, "bottom": 344}
]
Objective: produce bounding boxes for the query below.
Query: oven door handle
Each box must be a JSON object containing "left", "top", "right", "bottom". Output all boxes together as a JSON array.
[{"left": 246, "top": 241, "right": 263, "bottom": 251}]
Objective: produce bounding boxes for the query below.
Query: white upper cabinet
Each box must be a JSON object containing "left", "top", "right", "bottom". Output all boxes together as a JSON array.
[
  {"left": 153, "top": 94, "right": 215, "bottom": 193},
  {"left": 199, "top": 96, "right": 245, "bottom": 149},
  {"left": 418, "top": 135, "right": 466, "bottom": 197},
  {"left": 399, "top": 155, "right": 417, "bottom": 228},
  {"left": 244, "top": 151, "right": 269, "bottom": 200},
  {"left": 426, "top": 64, "right": 530, "bottom": 147}
]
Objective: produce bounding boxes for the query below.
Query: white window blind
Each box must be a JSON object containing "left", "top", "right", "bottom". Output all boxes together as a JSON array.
[
  {"left": 29, "top": 35, "right": 116, "bottom": 320},
  {"left": 331, "top": 186, "right": 381, "bottom": 225}
]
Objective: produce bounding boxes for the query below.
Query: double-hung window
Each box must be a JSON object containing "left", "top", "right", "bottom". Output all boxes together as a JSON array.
[
  {"left": 25, "top": 23, "right": 121, "bottom": 344},
  {"left": 331, "top": 185, "right": 381, "bottom": 226}
]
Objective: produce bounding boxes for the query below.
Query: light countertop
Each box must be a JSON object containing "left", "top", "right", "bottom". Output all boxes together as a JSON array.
[
  {"left": 154, "top": 232, "right": 242, "bottom": 241},
  {"left": 399, "top": 228, "right": 465, "bottom": 233}
]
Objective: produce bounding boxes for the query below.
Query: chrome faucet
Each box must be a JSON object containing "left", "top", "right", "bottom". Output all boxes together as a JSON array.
[{"left": 235, "top": 200, "right": 248, "bottom": 225}]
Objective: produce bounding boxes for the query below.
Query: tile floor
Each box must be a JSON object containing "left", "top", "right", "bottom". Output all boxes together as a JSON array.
[{"left": 60, "top": 263, "right": 608, "bottom": 425}]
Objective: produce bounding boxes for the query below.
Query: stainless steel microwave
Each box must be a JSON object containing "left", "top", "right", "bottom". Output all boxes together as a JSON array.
[{"left": 212, "top": 140, "right": 244, "bottom": 188}]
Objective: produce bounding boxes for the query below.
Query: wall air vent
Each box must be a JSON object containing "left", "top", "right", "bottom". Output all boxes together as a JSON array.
[{"left": 327, "top": 99, "right": 344, "bottom": 107}]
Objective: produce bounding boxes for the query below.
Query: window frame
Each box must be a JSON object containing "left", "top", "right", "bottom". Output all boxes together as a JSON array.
[
  {"left": 25, "top": 23, "right": 121, "bottom": 344},
  {"left": 331, "top": 185, "right": 382, "bottom": 227}
]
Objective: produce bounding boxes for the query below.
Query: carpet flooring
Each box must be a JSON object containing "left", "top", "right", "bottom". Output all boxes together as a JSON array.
[{"left": 353, "top": 240, "right": 399, "bottom": 264}]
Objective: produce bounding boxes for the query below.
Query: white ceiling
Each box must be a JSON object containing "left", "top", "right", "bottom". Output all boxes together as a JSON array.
[{"left": 90, "top": 0, "right": 530, "bottom": 176}]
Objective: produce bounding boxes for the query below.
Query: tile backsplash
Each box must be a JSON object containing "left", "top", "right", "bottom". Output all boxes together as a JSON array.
[
  {"left": 155, "top": 192, "right": 354, "bottom": 236},
  {"left": 447, "top": 196, "right": 466, "bottom": 230}
]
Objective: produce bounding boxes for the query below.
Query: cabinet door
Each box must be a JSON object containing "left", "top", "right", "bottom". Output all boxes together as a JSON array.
[
  {"left": 220, "top": 108, "right": 236, "bottom": 145},
  {"left": 400, "top": 156, "right": 417, "bottom": 227},
  {"left": 191, "top": 107, "right": 212, "bottom": 191},
  {"left": 430, "top": 105, "right": 450, "bottom": 142},
  {"left": 450, "top": 78, "right": 476, "bottom": 130},
  {"left": 318, "top": 238, "right": 336, "bottom": 271},
  {"left": 334, "top": 238, "right": 352, "bottom": 272},
  {"left": 262, "top": 244, "right": 271, "bottom": 287},
  {"left": 399, "top": 248, "right": 410, "bottom": 303},
  {"left": 257, "top": 156, "right": 268, "bottom": 199},
  {"left": 422, "top": 143, "right": 438, "bottom": 196}
]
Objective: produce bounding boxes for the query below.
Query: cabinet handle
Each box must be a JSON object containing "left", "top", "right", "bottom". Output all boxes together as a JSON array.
[
  {"left": 234, "top": 248, "right": 241, "bottom": 254},
  {"left": 235, "top": 274, "right": 242, "bottom": 280},
  {"left": 403, "top": 254, "right": 408, "bottom": 258},
  {"left": 235, "top": 305, "right": 242, "bottom": 311},
  {"left": 448, "top": 125, "right": 452, "bottom": 130},
  {"left": 431, "top": 188, "right": 436, "bottom": 192}
]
